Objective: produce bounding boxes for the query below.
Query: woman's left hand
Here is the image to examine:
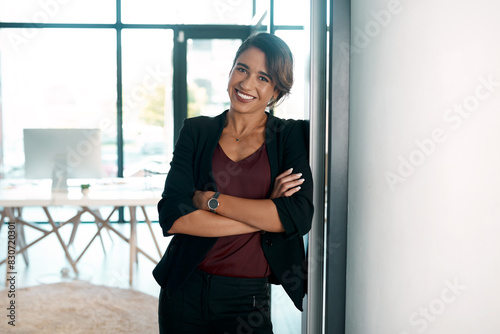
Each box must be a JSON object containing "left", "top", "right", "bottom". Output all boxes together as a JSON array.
[
  {"left": 270, "top": 168, "right": 305, "bottom": 199},
  {"left": 192, "top": 190, "right": 215, "bottom": 211}
]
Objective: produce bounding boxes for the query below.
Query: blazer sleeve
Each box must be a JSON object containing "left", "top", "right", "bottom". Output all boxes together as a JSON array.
[
  {"left": 157, "top": 119, "right": 198, "bottom": 236},
  {"left": 271, "top": 120, "right": 314, "bottom": 239}
]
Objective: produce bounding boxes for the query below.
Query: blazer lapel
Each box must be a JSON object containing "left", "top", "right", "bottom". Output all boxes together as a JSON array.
[{"left": 198, "top": 111, "right": 227, "bottom": 191}]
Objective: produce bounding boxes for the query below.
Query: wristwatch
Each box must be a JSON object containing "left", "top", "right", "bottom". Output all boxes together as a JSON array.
[{"left": 208, "top": 192, "right": 220, "bottom": 213}]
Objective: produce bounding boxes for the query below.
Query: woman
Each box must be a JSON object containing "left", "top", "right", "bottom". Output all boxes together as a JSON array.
[{"left": 154, "top": 32, "right": 314, "bottom": 333}]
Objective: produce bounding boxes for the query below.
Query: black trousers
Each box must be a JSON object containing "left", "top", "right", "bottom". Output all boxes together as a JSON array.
[{"left": 158, "top": 270, "right": 273, "bottom": 334}]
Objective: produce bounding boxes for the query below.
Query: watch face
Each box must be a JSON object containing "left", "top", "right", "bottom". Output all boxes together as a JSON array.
[{"left": 208, "top": 198, "right": 219, "bottom": 210}]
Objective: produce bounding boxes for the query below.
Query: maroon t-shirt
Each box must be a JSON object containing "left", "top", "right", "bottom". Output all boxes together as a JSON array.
[{"left": 197, "top": 143, "right": 271, "bottom": 278}]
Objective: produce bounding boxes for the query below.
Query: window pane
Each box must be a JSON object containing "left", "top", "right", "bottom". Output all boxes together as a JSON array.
[
  {"left": 274, "top": 30, "right": 308, "bottom": 120},
  {"left": 272, "top": 285, "right": 302, "bottom": 333},
  {"left": 121, "top": 29, "right": 174, "bottom": 177},
  {"left": 121, "top": 0, "right": 252, "bottom": 25},
  {"left": 0, "top": 0, "right": 115, "bottom": 24},
  {"left": 253, "top": 0, "right": 270, "bottom": 27},
  {"left": 255, "top": 0, "right": 269, "bottom": 16},
  {"left": 186, "top": 38, "right": 242, "bottom": 118},
  {"left": 274, "top": 0, "right": 308, "bottom": 26},
  {"left": 0, "top": 29, "right": 117, "bottom": 178}
]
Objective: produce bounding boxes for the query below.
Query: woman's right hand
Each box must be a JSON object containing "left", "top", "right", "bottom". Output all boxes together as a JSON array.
[{"left": 270, "top": 168, "right": 305, "bottom": 199}]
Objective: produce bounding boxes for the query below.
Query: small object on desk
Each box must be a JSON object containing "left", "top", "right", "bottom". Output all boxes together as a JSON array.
[{"left": 81, "top": 184, "right": 90, "bottom": 196}]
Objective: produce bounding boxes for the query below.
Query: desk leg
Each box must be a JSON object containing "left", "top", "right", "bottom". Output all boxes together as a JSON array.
[
  {"left": 129, "top": 206, "right": 137, "bottom": 285},
  {"left": 67, "top": 210, "right": 84, "bottom": 247},
  {"left": 94, "top": 209, "right": 108, "bottom": 254},
  {"left": 42, "top": 207, "right": 79, "bottom": 275},
  {"left": 140, "top": 206, "right": 162, "bottom": 258}
]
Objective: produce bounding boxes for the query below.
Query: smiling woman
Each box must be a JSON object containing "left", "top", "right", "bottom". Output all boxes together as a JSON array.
[{"left": 154, "top": 33, "right": 314, "bottom": 334}]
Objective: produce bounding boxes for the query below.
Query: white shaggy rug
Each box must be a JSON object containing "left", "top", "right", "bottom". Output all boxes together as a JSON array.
[{"left": 1, "top": 281, "right": 159, "bottom": 334}]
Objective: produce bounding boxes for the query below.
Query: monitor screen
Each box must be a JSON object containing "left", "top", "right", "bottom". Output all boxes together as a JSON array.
[{"left": 23, "top": 128, "right": 104, "bottom": 179}]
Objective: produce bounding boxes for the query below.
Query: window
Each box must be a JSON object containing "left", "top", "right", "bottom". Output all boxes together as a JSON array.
[
  {"left": 0, "top": 0, "right": 116, "bottom": 24},
  {"left": 121, "top": 29, "right": 174, "bottom": 176},
  {"left": 273, "top": 29, "right": 308, "bottom": 120},
  {"left": 186, "top": 38, "right": 242, "bottom": 118},
  {"left": 121, "top": 0, "right": 253, "bottom": 25},
  {"left": 0, "top": 28, "right": 117, "bottom": 178}
]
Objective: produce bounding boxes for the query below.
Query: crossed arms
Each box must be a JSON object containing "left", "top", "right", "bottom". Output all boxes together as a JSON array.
[{"left": 168, "top": 168, "right": 305, "bottom": 237}]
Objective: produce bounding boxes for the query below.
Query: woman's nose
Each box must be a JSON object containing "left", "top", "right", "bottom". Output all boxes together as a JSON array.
[{"left": 239, "top": 75, "right": 255, "bottom": 91}]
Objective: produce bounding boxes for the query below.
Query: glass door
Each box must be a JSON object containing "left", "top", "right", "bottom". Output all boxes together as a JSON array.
[
  {"left": 186, "top": 38, "right": 242, "bottom": 118},
  {"left": 171, "top": 28, "right": 249, "bottom": 142}
]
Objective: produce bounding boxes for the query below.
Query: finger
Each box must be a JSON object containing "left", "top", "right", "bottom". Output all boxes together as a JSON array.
[
  {"left": 286, "top": 173, "right": 302, "bottom": 182},
  {"left": 276, "top": 168, "right": 294, "bottom": 181},
  {"left": 276, "top": 175, "right": 303, "bottom": 190},
  {"left": 282, "top": 178, "right": 305, "bottom": 193},
  {"left": 275, "top": 178, "right": 305, "bottom": 197},
  {"left": 275, "top": 173, "right": 302, "bottom": 188},
  {"left": 283, "top": 186, "right": 301, "bottom": 197}
]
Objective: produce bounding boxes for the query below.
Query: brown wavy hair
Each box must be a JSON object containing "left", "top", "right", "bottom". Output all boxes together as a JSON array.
[{"left": 232, "top": 33, "right": 294, "bottom": 108}]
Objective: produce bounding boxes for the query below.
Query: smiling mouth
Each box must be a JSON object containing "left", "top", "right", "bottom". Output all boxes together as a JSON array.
[{"left": 236, "top": 89, "right": 255, "bottom": 100}]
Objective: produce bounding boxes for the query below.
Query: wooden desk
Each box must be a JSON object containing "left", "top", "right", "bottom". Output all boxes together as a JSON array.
[{"left": 0, "top": 178, "right": 164, "bottom": 285}]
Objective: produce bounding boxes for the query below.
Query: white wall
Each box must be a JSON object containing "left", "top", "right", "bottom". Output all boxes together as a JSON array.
[{"left": 347, "top": 0, "right": 500, "bottom": 333}]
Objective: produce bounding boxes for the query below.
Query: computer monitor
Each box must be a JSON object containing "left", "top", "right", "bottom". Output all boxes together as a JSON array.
[{"left": 23, "top": 128, "right": 105, "bottom": 181}]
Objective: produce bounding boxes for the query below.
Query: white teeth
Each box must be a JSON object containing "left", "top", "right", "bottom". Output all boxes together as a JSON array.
[{"left": 237, "top": 91, "right": 254, "bottom": 100}]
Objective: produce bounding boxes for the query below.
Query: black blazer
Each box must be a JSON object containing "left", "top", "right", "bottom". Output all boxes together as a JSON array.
[{"left": 153, "top": 110, "right": 314, "bottom": 311}]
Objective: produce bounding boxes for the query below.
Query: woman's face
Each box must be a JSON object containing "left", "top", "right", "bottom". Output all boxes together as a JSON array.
[{"left": 227, "top": 47, "right": 278, "bottom": 115}]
